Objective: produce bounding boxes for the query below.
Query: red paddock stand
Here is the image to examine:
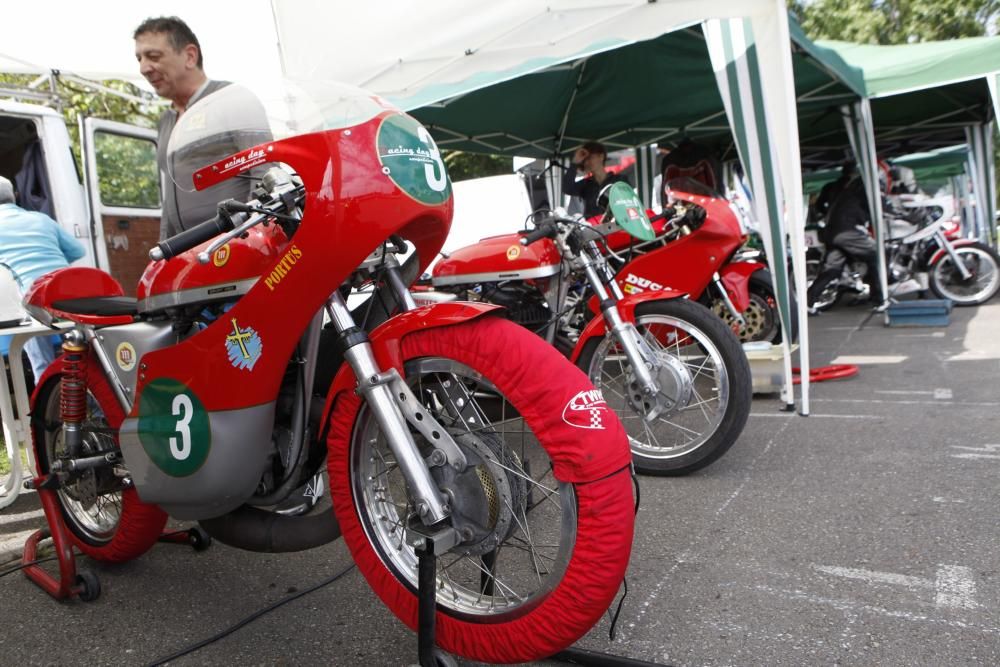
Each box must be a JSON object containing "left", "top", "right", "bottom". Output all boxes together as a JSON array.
[
  {"left": 21, "top": 475, "right": 211, "bottom": 602},
  {"left": 791, "top": 364, "right": 859, "bottom": 385}
]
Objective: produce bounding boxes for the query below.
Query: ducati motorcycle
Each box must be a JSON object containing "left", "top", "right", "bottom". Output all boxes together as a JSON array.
[
  {"left": 22, "top": 83, "right": 635, "bottom": 665},
  {"left": 429, "top": 181, "right": 752, "bottom": 476},
  {"left": 597, "top": 178, "right": 794, "bottom": 344}
]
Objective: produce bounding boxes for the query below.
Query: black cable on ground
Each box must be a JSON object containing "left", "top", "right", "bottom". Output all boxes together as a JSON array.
[
  {"left": 146, "top": 562, "right": 356, "bottom": 667},
  {"left": 606, "top": 470, "right": 642, "bottom": 641},
  {"left": 0, "top": 555, "right": 59, "bottom": 579}
]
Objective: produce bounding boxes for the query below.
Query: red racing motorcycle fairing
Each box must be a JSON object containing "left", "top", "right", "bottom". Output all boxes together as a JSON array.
[
  {"left": 111, "top": 110, "right": 455, "bottom": 518},
  {"left": 570, "top": 290, "right": 686, "bottom": 364},
  {"left": 719, "top": 260, "right": 766, "bottom": 313}
]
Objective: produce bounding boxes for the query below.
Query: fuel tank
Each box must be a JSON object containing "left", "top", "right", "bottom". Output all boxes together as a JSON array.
[
  {"left": 136, "top": 223, "right": 293, "bottom": 313},
  {"left": 431, "top": 233, "right": 561, "bottom": 286}
]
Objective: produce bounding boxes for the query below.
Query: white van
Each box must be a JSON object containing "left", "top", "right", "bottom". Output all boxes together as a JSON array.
[{"left": 0, "top": 96, "right": 160, "bottom": 296}]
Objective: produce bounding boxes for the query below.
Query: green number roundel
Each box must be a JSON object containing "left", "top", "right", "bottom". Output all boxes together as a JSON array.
[
  {"left": 606, "top": 181, "right": 656, "bottom": 241},
  {"left": 376, "top": 114, "right": 452, "bottom": 205},
  {"left": 137, "top": 378, "right": 211, "bottom": 477}
]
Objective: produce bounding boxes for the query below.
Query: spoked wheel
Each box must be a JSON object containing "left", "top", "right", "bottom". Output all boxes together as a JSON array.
[
  {"left": 578, "top": 298, "right": 752, "bottom": 475},
  {"left": 327, "top": 317, "right": 634, "bottom": 664},
  {"left": 929, "top": 243, "right": 1000, "bottom": 305},
  {"left": 32, "top": 360, "right": 167, "bottom": 561}
]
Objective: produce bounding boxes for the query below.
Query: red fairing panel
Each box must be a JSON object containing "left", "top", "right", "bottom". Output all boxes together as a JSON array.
[
  {"left": 127, "top": 112, "right": 454, "bottom": 416},
  {"left": 31, "top": 355, "right": 167, "bottom": 562},
  {"left": 719, "top": 261, "right": 764, "bottom": 313},
  {"left": 326, "top": 317, "right": 634, "bottom": 663}
]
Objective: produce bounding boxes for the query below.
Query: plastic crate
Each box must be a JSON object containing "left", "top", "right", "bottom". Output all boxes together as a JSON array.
[{"left": 886, "top": 299, "right": 952, "bottom": 327}]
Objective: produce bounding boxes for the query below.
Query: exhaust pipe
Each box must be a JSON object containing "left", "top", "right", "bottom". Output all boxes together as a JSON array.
[{"left": 199, "top": 505, "right": 341, "bottom": 553}]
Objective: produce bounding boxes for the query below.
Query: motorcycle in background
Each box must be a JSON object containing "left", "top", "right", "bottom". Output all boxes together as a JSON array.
[
  {"left": 22, "top": 82, "right": 635, "bottom": 665},
  {"left": 428, "top": 182, "right": 752, "bottom": 475},
  {"left": 597, "top": 178, "right": 794, "bottom": 344},
  {"left": 808, "top": 193, "right": 1000, "bottom": 310}
]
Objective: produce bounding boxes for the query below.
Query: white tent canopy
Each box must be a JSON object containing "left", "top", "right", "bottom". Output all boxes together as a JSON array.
[{"left": 273, "top": 0, "right": 811, "bottom": 411}]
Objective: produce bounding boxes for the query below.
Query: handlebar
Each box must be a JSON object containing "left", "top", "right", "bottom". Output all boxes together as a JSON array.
[
  {"left": 519, "top": 220, "right": 559, "bottom": 246},
  {"left": 150, "top": 214, "right": 238, "bottom": 261}
]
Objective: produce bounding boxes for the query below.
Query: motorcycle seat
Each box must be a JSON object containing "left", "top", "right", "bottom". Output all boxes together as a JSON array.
[{"left": 51, "top": 296, "right": 139, "bottom": 317}]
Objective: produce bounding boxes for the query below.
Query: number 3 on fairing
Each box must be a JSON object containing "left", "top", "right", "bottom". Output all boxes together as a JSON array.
[
  {"left": 170, "top": 394, "right": 193, "bottom": 460},
  {"left": 417, "top": 126, "right": 447, "bottom": 192}
]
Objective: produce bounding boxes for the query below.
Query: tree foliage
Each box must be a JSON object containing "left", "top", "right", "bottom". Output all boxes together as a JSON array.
[
  {"left": 443, "top": 150, "right": 512, "bottom": 182},
  {"left": 788, "top": 0, "right": 1000, "bottom": 44}
]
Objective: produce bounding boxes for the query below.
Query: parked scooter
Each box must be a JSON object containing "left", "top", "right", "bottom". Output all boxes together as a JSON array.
[
  {"left": 429, "top": 182, "right": 752, "bottom": 475},
  {"left": 22, "top": 83, "right": 635, "bottom": 665}
]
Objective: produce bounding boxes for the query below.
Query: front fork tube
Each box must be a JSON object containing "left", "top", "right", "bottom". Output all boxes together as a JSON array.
[
  {"left": 935, "top": 232, "right": 972, "bottom": 281},
  {"left": 325, "top": 292, "right": 451, "bottom": 527},
  {"left": 581, "top": 255, "right": 660, "bottom": 405},
  {"left": 712, "top": 272, "right": 746, "bottom": 326}
]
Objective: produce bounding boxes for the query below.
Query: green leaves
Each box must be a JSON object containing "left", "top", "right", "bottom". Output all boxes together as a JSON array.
[{"left": 789, "top": 0, "right": 1000, "bottom": 44}]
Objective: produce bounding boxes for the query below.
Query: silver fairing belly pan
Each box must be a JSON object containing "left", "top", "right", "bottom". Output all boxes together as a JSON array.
[{"left": 119, "top": 402, "right": 275, "bottom": 520}]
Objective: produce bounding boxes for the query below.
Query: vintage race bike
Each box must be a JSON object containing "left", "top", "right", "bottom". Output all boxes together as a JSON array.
[
  {"left": 808, "top": 193, "right": 1000, "bottom": 310},
  {"left": 428, "top": 182, "right": 752, "bottom": 475},
  {"left": 22, "top": 83, "right": 635, "bottom": 664},
  {"left": 600, "top": 178, "right": 794, "bottom": 344}
]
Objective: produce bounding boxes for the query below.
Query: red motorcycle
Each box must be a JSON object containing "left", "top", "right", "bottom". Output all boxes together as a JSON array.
[
  {"left": 598, "top": 177, "right": 794, "bottom": 344},
  {"left": 21, "top": 83, "right": 634, "bottom": 665},
  {"left": 429, "top": 182, "right": 752, "bottom": 475}
]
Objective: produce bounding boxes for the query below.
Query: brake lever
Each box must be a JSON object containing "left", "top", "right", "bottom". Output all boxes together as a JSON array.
[{"left": 196, "top": 211, "right": 260, "bottom": 264}]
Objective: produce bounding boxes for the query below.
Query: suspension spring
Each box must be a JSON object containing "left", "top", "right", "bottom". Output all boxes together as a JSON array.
[{"left": 60, "top": 336, "right": 88, "bottom": 427}]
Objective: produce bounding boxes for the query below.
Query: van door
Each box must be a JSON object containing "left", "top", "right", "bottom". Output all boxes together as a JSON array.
[{"left": 80, "top": 118, "right": 160, "bottom": 296}]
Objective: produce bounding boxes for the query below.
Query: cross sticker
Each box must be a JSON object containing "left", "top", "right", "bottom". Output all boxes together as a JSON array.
[{"left": 226, "top": 318, "right": 253, "bottom": 360}]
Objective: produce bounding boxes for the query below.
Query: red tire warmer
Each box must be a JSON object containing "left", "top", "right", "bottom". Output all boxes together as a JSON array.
[
  {"left": 326, "top": 316, "right": 635, "bottom": 664},
  {"left": 22, "top": 358, "right": 167, "bottom": 599}
]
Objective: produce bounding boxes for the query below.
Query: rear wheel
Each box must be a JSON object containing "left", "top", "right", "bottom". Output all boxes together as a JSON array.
[
  {"left": 32, "top": 360, "right": 167, "bottom": 562},
  {"left": 577, "top": 299, "right": 751, "bottom": 475},
  {"left": 327, "top": 317, "right": 634, "bottom": 664},
  {"left": 929, "top": 243, "right": 1000, "bottom": 306}
]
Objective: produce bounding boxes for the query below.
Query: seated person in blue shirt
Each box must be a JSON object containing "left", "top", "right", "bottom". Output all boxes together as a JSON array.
[{"left": 0, "top": 175, "right": 85, "bottom": 381}]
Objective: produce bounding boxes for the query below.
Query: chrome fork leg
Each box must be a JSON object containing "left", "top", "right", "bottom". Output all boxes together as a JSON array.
[{"left": 326, "top": 292, "right": 451, "bottom": 526}]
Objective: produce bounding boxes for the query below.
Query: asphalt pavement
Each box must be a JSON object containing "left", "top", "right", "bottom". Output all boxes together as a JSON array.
[{"left": 2, "top": 300, "right": 1000, "bottom": 666}]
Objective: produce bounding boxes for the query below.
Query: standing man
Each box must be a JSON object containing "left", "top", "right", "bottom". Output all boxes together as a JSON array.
[
  {"left": 562, "top": 141, "right": 623, "bottom": 218},
  {"left": 0, "top": 176, "right": 85, "bottom": 381},
  {"left": 134, "top": 16, "right": 269, "bottom": 241}
]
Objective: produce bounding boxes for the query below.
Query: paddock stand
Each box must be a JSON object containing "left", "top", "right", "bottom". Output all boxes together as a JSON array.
[
  {"left": 412, "top": 537, "right": 668, "bottom": 667},
  {"left": 20, "top": 474, "right": 211, "bottom": 602}
]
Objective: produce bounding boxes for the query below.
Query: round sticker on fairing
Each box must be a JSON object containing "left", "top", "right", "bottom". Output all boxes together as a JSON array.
[
  {"left": 376, "top": 114, "right": 452, "bottom": 205},
  {"left": 137, "top": 378, "right": 211, "bottom": 477}
]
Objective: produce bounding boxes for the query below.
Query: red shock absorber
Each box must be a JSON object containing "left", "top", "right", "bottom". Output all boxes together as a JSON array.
[{"left": 60, "top": 331, "right": 88, "bottom": 457}]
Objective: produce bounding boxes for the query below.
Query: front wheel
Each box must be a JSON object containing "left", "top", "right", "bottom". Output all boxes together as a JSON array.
[
  {"left": 577, "top": 298, "right": 752, "bottom": 475},
  {"left": 326, "top": 317, "right": 634, "bottom": 664},
  {"left": 31, "top": 359, "right": 167, "bottom": 562},
  {"left": 929, "top": 243, "right": 1000, "bottom": 306}
]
